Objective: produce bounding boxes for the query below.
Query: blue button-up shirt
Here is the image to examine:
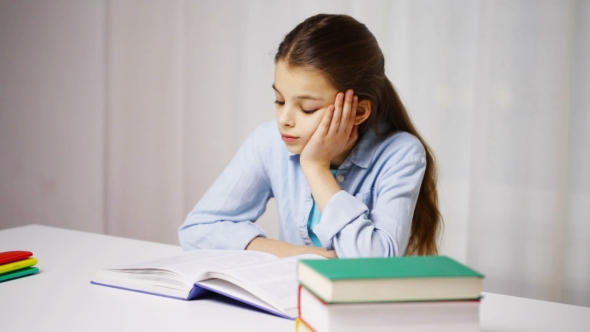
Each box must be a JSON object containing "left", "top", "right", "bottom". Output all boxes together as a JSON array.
[{"left": 179, "top": 120, "right": 426, "bottom": 258}]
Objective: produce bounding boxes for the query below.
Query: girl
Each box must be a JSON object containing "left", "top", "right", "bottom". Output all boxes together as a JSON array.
[{"left": 179, "top": 14, "right": 441, "bottom": 258}]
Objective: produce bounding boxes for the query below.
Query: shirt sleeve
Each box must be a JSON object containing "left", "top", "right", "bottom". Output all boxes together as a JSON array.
[
  {"left": 178, "top": 124, "right": 273, "bottom": 251},
  {"left": 312, "top": 136, "right": 427, "bottom": 258}
]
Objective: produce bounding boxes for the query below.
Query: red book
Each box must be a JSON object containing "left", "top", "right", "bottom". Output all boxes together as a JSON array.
[
  {"left": 0, "top": 251, "right": 33, "bottom": 265},
  {"left": 298, "top": 285, "right": 481, "bottom": 332}
]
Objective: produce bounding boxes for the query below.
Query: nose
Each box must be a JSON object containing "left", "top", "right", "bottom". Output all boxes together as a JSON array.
[{"left": 277, "top": 106, "right": 295, "bottom": 128}]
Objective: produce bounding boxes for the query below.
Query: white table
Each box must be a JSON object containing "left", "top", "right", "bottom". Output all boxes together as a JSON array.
[{"left": 1, "top": 225, "right": 589, "bottom": 331}]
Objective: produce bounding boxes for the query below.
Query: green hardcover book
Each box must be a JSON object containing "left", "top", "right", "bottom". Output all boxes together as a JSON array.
[
  {"left": 297, "top": 256, "right": 484, "bottom": 304},
  {"left": 0, "top": 267, "right": 39, "bottom": 283}
]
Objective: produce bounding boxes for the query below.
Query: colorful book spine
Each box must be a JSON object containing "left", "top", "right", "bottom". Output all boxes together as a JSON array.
[{"left": 0, "top": 251, "right": 39, "bottom": 283}]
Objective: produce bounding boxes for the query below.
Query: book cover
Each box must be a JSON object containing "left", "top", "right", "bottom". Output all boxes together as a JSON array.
[
  {"left": 0, "top": 267, "right": 39, "bottom": 283},
  {"left": 300, "top": 256, "right": 483, "bottom": 280},
  {"left": 298, "top": 285, "right": 481, "bottom": 332},
  {"left": 0, "top": 257, "right": 38, "bottom": 274},
  {"left": 295, "top": 317, "right": 315, "bottom": 332},
  {"left": 0, "top": 251, "right": 33, "bottom": 265},
  {"left": 298, "top": 256, "right": 484, "bottom": 303}
]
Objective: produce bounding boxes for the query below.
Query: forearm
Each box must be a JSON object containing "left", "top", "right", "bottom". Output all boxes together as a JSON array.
[
  {"left": 179, "top": 221, "right": 265, "bottom": 251},
  {"left": 301, "top": 163, "right": 341, "bottom": 212},
  {"left": 246, "top": 237, "right": 337, "bottom": 258},
  {"left": 313, "top": 196, "right": 394, "bottom": 257}
]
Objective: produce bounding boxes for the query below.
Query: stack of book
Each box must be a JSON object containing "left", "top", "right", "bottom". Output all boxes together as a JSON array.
[
  {"left": 0, "top": 251, "right": 39, "bottom": 283},
  {"left": 295, "top": 256, "right": 484, "bottom": 332}
]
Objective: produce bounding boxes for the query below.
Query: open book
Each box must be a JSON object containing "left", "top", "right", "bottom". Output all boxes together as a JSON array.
[{"left": 90, "top": 249, "right": 324, "bottom": 319}]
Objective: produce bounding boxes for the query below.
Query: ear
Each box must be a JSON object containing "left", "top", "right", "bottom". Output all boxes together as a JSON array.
[{"left": 354, "top": 100, "right": 372, "bottom": 125}]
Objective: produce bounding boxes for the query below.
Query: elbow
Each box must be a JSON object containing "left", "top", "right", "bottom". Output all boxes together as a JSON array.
[
  {"left": 333, "top": 228, "right": 400, "bottom": 258},
  {"left": 178, "top": 209, "right": 218, "bottom": 250},
  {"left": 178, "top": 223, "right": 214, "bottom": 251},
  {"left": 376, "top": 230, "right": 401, "bottom": 257}
]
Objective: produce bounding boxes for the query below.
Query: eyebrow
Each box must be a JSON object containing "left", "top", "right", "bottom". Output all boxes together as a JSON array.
[{"left": 272, "top": 84, "right": 324, "bottom": 101}]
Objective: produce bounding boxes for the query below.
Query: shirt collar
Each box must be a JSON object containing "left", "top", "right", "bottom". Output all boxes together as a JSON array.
[{"left": 347, "top": 129, "right": 381, "bottom": 169}]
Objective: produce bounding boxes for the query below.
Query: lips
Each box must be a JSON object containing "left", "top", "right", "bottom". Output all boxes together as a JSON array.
[{"left": 281, "top": 133, "right": 299, "bottom": 143}]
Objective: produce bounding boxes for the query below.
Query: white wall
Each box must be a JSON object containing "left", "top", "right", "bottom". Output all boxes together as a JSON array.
[
  {"left": 0, "top": 0, "right": 281, "bottom": 244},
  {"left": 0, "top": 0, "right": 105, "bottom": 233},
  {"left": 105, "top": 1, "right": 186, "bottom": 245}
]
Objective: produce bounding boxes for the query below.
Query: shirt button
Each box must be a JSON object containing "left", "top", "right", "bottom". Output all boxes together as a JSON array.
[{"left": 337, "top": 175, "right": 345, "bottom": 182}]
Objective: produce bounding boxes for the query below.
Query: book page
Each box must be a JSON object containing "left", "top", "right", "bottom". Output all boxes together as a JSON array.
[
  {"left": 197, "top": 279, "right": 297, "bottom": 319},
  {"left": 110, "top": 250, "right": 277, "bottom": 281},
  {"left": 203, "top": 254, "right": 325, "bottom": 312}
]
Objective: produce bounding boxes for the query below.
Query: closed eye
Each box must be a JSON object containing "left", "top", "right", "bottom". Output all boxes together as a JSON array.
[{"left": 275, "top": 100, "right": 317, "bottom": 114}]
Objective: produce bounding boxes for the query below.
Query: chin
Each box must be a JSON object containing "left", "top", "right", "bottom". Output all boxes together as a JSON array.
[{"left": 285, "top": 145, "right": 303, "bottom": 155}]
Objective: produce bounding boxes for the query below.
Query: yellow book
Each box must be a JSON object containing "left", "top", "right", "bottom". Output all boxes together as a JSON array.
[
  {"left": 0, "top": 257, "right": 38, "bottom": 274},
  {"left": 295, "top": 317, "right": 314, "bottom": 332}
]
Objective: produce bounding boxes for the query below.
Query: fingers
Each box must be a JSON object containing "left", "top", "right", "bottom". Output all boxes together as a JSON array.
[
  {"left": 346, "top": 95, "right": 358, "bottom": 135},
  {"left": 316, "top": 105, "right": 334, "bottom": 137},
  {"left": 340, "top": 90, "right": 354, "bottom": 130},
  {"left": 330, "top": 90, "right": 356, "bottom": 136},
  {"left": 328, "top": 92, "right": 344, "bottom": 136}
]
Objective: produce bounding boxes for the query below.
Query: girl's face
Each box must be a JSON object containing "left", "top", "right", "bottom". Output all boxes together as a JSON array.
[{"left": 273, "top": 60, "right": 338, "bottom": 154}]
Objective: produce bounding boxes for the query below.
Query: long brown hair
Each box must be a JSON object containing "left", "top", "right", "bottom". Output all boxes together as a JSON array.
[{"left": 275, "top": 14, "right": 442, "bottom": 255}]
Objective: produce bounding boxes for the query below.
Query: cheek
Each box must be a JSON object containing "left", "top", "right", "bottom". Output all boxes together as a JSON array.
[
  {"left": 304, "top": 111, "right": 325, "bottom": 134},
  {"left": 297, "top": 121, "right": 316, "bottom": 142}
]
